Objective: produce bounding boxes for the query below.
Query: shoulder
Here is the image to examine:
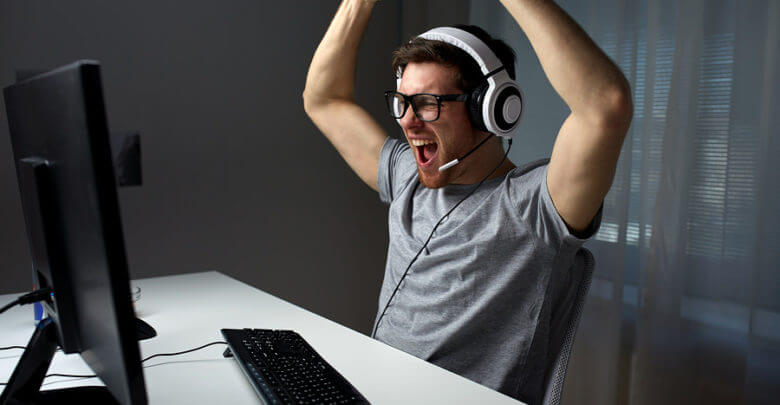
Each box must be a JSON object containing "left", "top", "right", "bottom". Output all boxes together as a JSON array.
[
  {"left": 503, "top": 157, "right": 601, "bottom": 248},
  {"left": 504, "top": 158, "right": 550, "bottom": 194},
  {"left": 513, "top": 158, "right": 551, "bottom": 177},
  {"left": 378, "top": 137, "right": 418, "bottom": 204},
  {"left": 382, "top": 137, "right": 412, "bottom": 161}
]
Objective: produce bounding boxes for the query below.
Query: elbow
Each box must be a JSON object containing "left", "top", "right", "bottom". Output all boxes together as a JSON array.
[
  {"left": 302, "top": 89, "right": 342, "bottom": 119},
  {"left": 302, "top": 90, "right": 319, "bottom": 118},
  {"left": 594, "top": 81, "right": 633, "bottom": 135},
  {"left": 612, "top": 79, "right": 634, "bottom": 126}
]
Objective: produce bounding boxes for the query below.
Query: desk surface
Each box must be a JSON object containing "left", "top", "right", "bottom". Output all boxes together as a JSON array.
[{"left": 1, "top": 271, "right": 521, "bottom": 404}]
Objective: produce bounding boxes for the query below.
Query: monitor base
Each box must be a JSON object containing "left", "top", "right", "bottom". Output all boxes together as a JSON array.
[
  {"left": 0, "top": 318, "right": 118, "bottom": 405},
  {"left": 135, "top": 317, "right": 157, "bottom": 341},
  {"left": 36, "top": 386, "right": 117, "bottom": 404}
]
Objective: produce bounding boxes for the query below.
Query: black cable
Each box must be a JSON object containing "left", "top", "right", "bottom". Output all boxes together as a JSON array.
[
  {"left": 452, "top": 133, "right": 495, "bottom": 164},
  {"left": 1, "top": 347, "right": 66, "bottom": 353},
  {"left": 0, "top": 300, "right": 19, "bottom": 315},
  {"left": 141, "top": 341, "right": 227, "bottom": 363},
  {"left": 0, "top": 288, "right": 53, "bottom": 315},
  {"left": 0, "top": 341, "right": 228, "bottom": 386},
  {"left": 44, "top": 373, "right": 97, "bottom": 379},
  {"left": 371, "top": 138, "right": 513, "bottom": 338},
  {"left": 0, "top": 373, "right": 98, "bottom": 386}
]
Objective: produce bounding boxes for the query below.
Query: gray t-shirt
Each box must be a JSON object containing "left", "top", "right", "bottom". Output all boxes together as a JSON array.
[{"left": 374, "top": 138, "right": 600, "bottom": 404}]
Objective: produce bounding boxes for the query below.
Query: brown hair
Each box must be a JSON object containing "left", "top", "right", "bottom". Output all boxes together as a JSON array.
[{"left": 391, "top": 25, "right": 516, "bottom": 93}]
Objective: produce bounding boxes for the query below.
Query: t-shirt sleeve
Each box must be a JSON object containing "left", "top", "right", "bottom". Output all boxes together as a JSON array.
[
  {"left": 509, "top": 164, "right": 602, "bottom": 250},
  {"left": 377, "top": 137, "right": 418, "bottom": 204}
]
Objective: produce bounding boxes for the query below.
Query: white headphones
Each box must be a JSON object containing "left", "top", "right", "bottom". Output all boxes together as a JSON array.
[{"left": 396, "top": 26, "right": 523, "bottom": 138}]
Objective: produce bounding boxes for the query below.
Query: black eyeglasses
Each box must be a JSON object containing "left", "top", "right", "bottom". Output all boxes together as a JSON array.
[{"left": 384, "top": 91, "right": 468, "bottom": 122}]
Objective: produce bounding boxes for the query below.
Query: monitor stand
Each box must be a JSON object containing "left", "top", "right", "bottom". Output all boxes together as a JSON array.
[
  {"left": 135, "top": 317, "right": 157, "bottom": 341},
  {"left": 0, "top": 318, "right": 118, "bottom": 404}
]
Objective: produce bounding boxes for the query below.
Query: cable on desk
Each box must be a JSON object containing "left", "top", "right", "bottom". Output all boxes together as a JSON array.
[
  {"left": 0, "top": 373, "right": 98, "bottom": 386},
  {"left": 0, "top": 341, "right": 229, "bottom": 386},
  {"left": 43, "top": 373, "right": 98, "bottom": 379},
  {"left": 0, "top": 347, "right": 66, "bottom": 353},
  {"left": 0, "top": 301, "right": 18, "bottom": 315},
  {"left": 0, "top": 288, "right": 52, "bottom": 315},
  {"left": 141, "top": 341, "right": 227, "bottom": 363}
]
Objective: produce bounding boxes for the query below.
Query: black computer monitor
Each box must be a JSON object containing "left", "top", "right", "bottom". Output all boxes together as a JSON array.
[{"left": 1, "top": 61, "right": 147, "bottom": 404}]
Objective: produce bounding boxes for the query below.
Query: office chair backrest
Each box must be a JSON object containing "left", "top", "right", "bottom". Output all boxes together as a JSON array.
[{"left": 541, "top": 247, "right": 595, "bottom": 405}]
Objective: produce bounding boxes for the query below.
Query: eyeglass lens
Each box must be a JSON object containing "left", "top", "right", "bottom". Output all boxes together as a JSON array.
[{"left": 388, "top": 93, "right": 440, "bottom": 122}]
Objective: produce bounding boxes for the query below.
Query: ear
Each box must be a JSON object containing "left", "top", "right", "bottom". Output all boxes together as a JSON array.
[{"left": 467, "top": 82, "right": 489, "bottom": 132}]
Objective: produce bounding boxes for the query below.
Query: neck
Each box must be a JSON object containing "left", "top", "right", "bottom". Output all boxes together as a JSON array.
[{"left": 449, "top": 136, "right": 515, "bottom": 185}]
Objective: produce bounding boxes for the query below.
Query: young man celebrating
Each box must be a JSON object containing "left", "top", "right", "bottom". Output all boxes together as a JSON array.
[{"left": 303, "top": 0, "right": 632, "bottom": 403}]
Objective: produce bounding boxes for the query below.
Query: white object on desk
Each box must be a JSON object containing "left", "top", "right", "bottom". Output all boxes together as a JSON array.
[{"left": 1, "top": 271, "right": 522, "bottom": 404}]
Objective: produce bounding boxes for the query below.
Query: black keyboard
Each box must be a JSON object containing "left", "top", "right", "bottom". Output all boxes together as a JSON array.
[{"left": 221, "top": 328, "right": 370, "bottom": 405}]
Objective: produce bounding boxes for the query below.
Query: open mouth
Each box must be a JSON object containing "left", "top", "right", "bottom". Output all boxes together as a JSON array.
[{"left": 410, "top": 139, "right": 438, "bottom": 167}]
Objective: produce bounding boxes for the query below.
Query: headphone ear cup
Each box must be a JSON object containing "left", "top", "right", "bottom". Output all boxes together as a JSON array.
[
  {"left": 467, "top": 82, "right": 488, "bottom": 132},
  {"left": 493, "top": 85, "right": 523, "bottom": 132}
]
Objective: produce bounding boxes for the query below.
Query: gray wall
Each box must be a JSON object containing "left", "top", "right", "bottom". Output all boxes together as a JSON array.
[{"left": 0, "top": 0, "right": 469, "bottom": 334}]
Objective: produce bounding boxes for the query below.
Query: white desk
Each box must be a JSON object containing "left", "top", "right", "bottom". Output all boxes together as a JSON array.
[{"left": 1, "top": 271, "right": 521, "bottom": 404}]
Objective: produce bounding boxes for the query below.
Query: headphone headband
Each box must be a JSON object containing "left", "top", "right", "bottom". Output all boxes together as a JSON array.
[{"left": 417, "top": 27, "right": 504, "bottom": 77}]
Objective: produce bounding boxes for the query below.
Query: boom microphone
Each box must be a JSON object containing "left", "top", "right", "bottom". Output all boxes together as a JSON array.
[{"left": 438, "top": 134, "right": 495, "bottom": 172}]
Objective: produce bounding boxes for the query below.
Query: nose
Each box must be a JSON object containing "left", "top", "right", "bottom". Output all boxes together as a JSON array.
[{"left": 399, "top": 107, "right": 423, "bottom": 129}]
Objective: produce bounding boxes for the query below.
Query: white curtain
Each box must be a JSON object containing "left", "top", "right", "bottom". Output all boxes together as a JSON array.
[{"left": 470, "top": 0, "right": 780, "bottom": 403}]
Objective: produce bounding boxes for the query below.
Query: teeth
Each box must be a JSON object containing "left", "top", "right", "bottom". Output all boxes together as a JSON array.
[{"left": 410, "top": 139, "right": 437, "bottom": 147}]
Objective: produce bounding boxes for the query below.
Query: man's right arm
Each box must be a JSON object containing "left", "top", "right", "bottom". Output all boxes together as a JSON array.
[{"left": 303, "top": 0, "right": 387, "bottom": 191}]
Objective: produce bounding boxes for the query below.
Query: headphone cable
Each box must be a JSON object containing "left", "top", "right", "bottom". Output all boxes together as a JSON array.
[{"left": 371, "top": 137, "right": 513, "bottom": 339}]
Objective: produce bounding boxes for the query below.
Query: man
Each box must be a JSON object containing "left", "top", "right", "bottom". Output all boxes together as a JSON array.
[{"left": 303, "top": 0, "right": 632, "bottom": 403}]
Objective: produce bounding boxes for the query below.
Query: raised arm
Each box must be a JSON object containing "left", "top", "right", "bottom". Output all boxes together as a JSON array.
[
  {"left": 500, "top": 0, "right": 633, "bottom": 232},
  {"left": 303, "top": 0, "right": 387, "bottom": 191}
]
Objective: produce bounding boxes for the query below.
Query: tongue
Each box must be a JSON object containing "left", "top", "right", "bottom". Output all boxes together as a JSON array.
[{"left": 422, "top": 143, "right": 438, "bottom": 162}]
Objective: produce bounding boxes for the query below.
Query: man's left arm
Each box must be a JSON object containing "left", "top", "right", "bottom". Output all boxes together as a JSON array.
[{"left": 500, "top": 0, "right": 633, "bottom": 232}]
